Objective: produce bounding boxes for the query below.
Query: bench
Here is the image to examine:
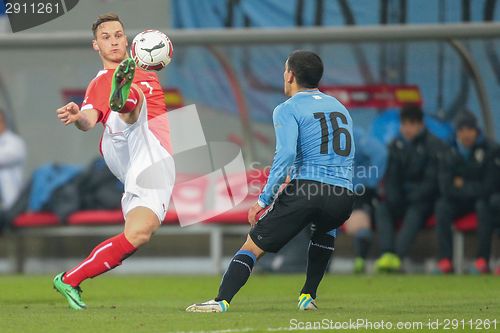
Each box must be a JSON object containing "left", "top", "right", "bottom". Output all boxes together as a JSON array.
[
  {"left": 409, "top": 213, "right": 478, "bottom": 274},
  {"left": 5, "top": 168, "right": 482, "bottom": 275},
  {"left": 8, "top": 209, "right": 251, "bottom": 274},
  {"left": 7, "top": 170, "right": 269, "bottom": 274}
]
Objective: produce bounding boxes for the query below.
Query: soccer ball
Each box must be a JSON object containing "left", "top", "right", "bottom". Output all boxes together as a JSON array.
[{"left": 131, "top": 30, "right": 173, "bottom": 71}]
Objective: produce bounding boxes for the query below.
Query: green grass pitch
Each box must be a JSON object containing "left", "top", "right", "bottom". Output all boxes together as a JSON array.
[{"left": 1, "top": 275, "right": 499, "bottom": 332}]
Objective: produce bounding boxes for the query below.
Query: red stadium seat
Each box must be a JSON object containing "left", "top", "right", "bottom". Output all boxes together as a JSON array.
[
  {"left": 454, "top": 213, "right": 477, "bottom": 232},
  {"left": 13, "top": 212, "right": 60, "bottom": 227},
  {"left": 204, "top": 210, "right": 248, "bottom": 224},
  {"left": 424, "top": 215, "right": 436, "bottom": 228},
  {"left": 68, "top": 210, "right": 124, "bottom": 225},
  {"left": 68, "top": 209, "right": 179, "bottom": 225}
]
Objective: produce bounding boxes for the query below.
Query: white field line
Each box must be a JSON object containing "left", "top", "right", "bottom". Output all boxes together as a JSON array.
[{"left": 173, "top": 327, "right": 298, "bottom": 333}]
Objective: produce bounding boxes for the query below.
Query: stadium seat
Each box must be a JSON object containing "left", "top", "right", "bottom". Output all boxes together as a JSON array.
[
  {"left": 13, "top": 212, "right": 60, "bottom": 228},
  {"left": 68, "top": 210, "right": 124, "bottom": 225},
  {"left": 424, "top": 215, "right": 436, "bottom": 228},
  {"left": 69, "top": 209, "right": 179, "bottom": 225},
  {"left": 454, "top": 213, "right": 477, "bottom": 232},
  {"left": 452, "top": 213, "right": 478, "bottom": 274},
  {"left": 204, "top": 210, "right": 248, "bottom": 224}
]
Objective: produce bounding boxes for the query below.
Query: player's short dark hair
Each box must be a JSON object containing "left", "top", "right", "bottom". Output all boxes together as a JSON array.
[
  {"left": 92, "top": 13, "right": 124, "bottom": 37},
  {"left": 400, "top": 104, "right": 424, "bottom": 123},
  {"left": 286, "top": 50, "right": 324, "bottom": 88}
]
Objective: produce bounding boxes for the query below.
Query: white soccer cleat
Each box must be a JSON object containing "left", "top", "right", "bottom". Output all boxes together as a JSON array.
[
  {"left": 298, "top": 293, "right": 318, "bottom": 311},
  {"left": 185, "top": 299, "right": 230, "bottom": 313}
]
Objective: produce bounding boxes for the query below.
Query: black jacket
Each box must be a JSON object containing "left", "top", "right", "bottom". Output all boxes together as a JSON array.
[
  {"left": 438, "top": 137, "right": 497, "bottom": 201},
  {"left": 384, "top": 129, "right": 445, "bottom": 205}
]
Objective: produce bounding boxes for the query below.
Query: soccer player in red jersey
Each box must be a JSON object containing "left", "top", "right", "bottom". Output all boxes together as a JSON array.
[{"left": 53, "top": 13, "right": 174, "bottom": 310}]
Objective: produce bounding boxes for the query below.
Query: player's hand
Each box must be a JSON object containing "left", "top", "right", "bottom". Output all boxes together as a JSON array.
[
  {"left": 56, "top": 102, "right": 80, "bottom": 126},
  {"left": 248, "top": 202, "right": 264, "bottom": 226}
]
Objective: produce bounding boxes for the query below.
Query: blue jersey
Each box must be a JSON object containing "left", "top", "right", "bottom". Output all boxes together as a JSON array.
[{"left": 258, "top": 89, "right": 355, "bottom": 207}]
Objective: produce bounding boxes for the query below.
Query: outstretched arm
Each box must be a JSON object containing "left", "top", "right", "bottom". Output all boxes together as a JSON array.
[{"left": 56, "top": 102, "right": 99, "bottom": 131}]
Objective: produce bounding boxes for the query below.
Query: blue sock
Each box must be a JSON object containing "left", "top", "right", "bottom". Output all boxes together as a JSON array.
[{"left": 215, "top": 250, "right": 256, "bottom": 303}]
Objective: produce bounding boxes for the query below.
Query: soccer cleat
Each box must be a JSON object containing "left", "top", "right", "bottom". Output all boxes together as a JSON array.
[
  {"left": 185, "top": 299, "right": 230, "bottom": 313},
  {"left": 298, "top": 293, "right": 318, "bottom": 311},
  {"left": 470, "top": 257, "right": 490, "bottom": 274},
  {"left": 53, "top": 272, "right": 87, "bottom": 310},
  {"left": 109, "top": 58, "right": 136, "bottom": 112},
  {"left": 375, "top": 252, "right": 401, "bottom": 273},
  {"left": 354, "top": 257, "right": 366, "bottom": 274}
]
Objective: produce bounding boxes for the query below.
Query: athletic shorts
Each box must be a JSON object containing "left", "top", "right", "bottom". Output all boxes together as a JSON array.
[
  {"left": 250, "top": 179, "right": 354, "bottom": 253},
  {"left": 101, "top": 99, "right": 175, "bottom": 223}
]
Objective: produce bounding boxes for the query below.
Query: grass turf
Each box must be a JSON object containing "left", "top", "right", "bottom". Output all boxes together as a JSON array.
[{"left": 0, "top": 275, "right": 499, "bottom": 332}]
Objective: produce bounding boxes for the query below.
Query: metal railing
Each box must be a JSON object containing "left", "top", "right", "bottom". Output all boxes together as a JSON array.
[{"left": 1, "top": 22, "right": 499, "bottom": 47}]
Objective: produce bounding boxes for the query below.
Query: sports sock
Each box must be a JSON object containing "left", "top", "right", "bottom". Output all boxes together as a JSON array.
[
  {"left": 62, "top": 233, "right": 137, "bottom": 287},
  {"left": 121, "top": 86, "right": 140, "bottom": 113},
  {"left": 215, "top": 250, "right": 256, "bottom": 303},
  {"left": 300, "top": 233, "right": 335, "bottom": 299}
]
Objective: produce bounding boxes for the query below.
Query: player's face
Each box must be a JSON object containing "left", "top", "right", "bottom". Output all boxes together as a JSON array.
[
  {"left": 283, "top": 61, "right": 293, "bottom": 96},
  {"left": 400, "top": 120, "right": 424, "bottom": 141},
  {"left": 93, "top": 21, "right": 128, "bottom": 64},
  {"left": 457, "top": 126, "right": 478, "bottom": 148}
]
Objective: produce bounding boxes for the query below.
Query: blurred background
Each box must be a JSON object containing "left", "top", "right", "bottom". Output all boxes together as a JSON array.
[{"left": 0, "top": 0, "right": 499, "bottom": 276}]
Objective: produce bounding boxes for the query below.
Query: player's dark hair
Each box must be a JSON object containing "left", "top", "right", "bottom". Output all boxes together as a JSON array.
[
  {"left": 92, "top": 13, "right": 124, "bottom": 37},
  {"left": 400, "top": 104, "right": 424, "bottom": 123},
  {"left": 286, "top": 50, "right": 323, "bottom": 88}
]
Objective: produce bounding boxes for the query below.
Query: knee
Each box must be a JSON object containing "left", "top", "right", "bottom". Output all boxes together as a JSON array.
[
  {"left": 404, "top": 203, "right": 429, "bottom": 221},
  {"left": 241, "top": 235, "right": 265, "bottom": 259},
  {"left": 344, "top": 210, "right": 371, "bottom": 235},
  {"left": 125, "top": 226, "right": 155, "bottom": 247}
]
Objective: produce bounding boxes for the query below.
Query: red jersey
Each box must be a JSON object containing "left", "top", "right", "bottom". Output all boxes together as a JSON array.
[{"left": 81, "top": 68, "right": 172, "bottom": 153}]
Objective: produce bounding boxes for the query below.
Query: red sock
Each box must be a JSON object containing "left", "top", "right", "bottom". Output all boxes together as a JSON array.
[
  {"left": 63, "top": 233, "right": 137, "bottom": 287},
  {"left": 121, "top": 86, "right": 140, "bottom": 113}
]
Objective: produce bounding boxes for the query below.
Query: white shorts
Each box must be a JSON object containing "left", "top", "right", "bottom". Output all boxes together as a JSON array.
[{"left": 100, "top": 99, "right": 175, "bottom": 223}]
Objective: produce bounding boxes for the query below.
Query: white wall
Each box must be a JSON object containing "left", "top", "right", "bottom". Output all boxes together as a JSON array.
[{"left": 16, "top": 0, "right": 171, "bottom": 33}]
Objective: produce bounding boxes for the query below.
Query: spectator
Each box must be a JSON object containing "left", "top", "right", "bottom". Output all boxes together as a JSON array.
[
  {"left": 375, "top": 105, "right": 445, "bottom": 272},
  {"left": 435, "top": 111, "right": 496, "bottom": 274},
  {"left": 343, "top": 128, "right": 387, "bottom": 273},
  {"left": 481, "top": 145, "right": 500, "bottom": 275},
  {"left": 0, "top": 109, "right": 26, "bottom": 230}
]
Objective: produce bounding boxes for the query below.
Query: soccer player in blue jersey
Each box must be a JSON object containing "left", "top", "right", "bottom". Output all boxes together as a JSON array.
[{"left": 186, "top": 50, "right": 355, "bottom": 312}]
